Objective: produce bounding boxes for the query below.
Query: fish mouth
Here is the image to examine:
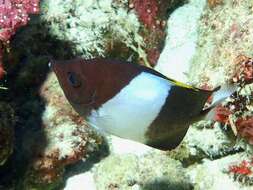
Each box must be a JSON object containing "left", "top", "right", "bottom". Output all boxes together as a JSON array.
[{"left": 69, "top": 90, "right": 97, "bottom": 107}]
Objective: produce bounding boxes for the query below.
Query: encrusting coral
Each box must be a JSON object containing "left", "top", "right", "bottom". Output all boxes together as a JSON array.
[
  {"left": 213, "top": 55, "right": 253, "bottom": 145},
  {"left": 21, "top": 73, "right": 104, "bottom": 189},
  {"left": 189, "top": 0, "right": 253, "bottom": 88},
  {"left": 186, "top": 153, "right": 252, "bottom": 190},
  {"left": 227, "top": 158, "right": 253, "bottom": 185},
  {"left": 128, "top": 0, "right": 180, "bottom": 66},
  {"left": 0, "top": 0, "right": 40, "bottom": 80},
  {"left": 41, "top": 0, "right": 146, "bottom": 63},
  {"left": 93, "top": 153, "right": 192, "bottom": 190},
  {"left": 41, "top": 0, "right": 182, "bottom": 67}
]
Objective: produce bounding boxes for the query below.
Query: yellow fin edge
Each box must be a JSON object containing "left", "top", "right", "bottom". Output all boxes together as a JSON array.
[{"left": 167, "top": 78, "right": 198, "bottom": 90}]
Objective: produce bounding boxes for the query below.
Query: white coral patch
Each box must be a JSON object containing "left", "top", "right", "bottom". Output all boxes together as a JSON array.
[
  {"left": 42, "top": 103, "right": 88, "bottom": 159},
  {"left": 42, "top": 0, "right": 146, "bottom": 59}
]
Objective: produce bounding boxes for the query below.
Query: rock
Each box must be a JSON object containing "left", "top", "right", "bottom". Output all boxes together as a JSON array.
[
  {"left": 93, "top": 153, "right": 192, "bottom": 190},
  {"left": 186, "top": 153, "right": 252, "bottom": 190},
  {"left": 155, "top": 0, "right": 206, "bottom": 82},
  {"left": 188, "top": 0, "right": 253, "bottom": 87}
]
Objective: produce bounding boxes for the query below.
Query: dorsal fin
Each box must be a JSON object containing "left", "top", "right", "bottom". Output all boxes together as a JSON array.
[{"left": 136, "top": 63, "right": 199, "bottom": 91}]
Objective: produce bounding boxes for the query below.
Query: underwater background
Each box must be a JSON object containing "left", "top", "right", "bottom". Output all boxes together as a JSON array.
[{"left": 0, "top": 0, "right": 253, "bottom": 189}]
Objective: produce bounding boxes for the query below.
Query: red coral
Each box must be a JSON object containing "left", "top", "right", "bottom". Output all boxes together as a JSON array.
[
  {"left": 146, "top": 48, "right": 160, "bottom": 66},
  {"left": 214, "top": 105, "right": 253, "bottom": 144},
  {"left": 229, "top": 160, "right": 252, "bottom": 176},
  {"left": 235, "top": 117, "right": 253, "bottom": 145},
  {"left": 130, "top": 0, "right": 159, "bottom": 29},
  {"left": 128, "top": 0, "right": 169, "bottom": 66},
  {"left": 233, "top": 55, "right": 253, "bottom": 83},
  {"left": 0, "top": 48, "right": 4, "bottom": 79},
  {"left": 0, "top": 0, "right": 39, "bottom": 42},
  {"left": 0, "top": 0, "right": 39, "bottom": 80},
  {"left": 214, "top": 105, "right": 232, "bottom": 124}
]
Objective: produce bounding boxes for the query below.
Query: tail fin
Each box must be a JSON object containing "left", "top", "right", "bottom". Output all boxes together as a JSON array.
[
  {"left": 204, "top": 83, "right": 238, "bottom": 120},
  {"left": 212, "top": 83, "right": 237, "bottom": 106}
]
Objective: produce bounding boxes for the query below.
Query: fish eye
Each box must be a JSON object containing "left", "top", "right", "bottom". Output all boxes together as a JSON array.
[{"left": 67, "top": 72, "right": 81, "bottom": 88}]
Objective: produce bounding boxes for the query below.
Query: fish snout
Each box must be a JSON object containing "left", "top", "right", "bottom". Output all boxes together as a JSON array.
[
  {"left": 48, "top": 61, "right": 52, "bottom": 69},
  {"left": 48, "top": 59, "right": 58, "bottom": 71}
]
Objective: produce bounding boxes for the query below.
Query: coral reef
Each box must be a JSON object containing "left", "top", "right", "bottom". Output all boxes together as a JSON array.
[
  {"left": 0, "top": 54, "right": 51, "bottom": 190},
  {"left": 128, "top": 0, "right": 182, "bottom": 66},
  {"left": 236, "top": 117, "right": 253, "bottom": 144},
  {"left": 227, "top": 158, "right": 253, "bottom": 185},
  {"left": 187, "top": 153, "right": 251, "bottom": 190},
  {"left": 0, "top": 53, "right": 104, "bottom": 189},
  {"left": 21, "top": 72, "right": 103, "bottom": 189},
  {"left": 214, "top": 83, "right": 253, "bottom": 145},
  {"left": 1, "top": 0, "right": 253, "bottom": 189},
  {"left": 188, "top": 0, "right": 253, "bottom": 87},
  {"left": 0, "top": 0, "right": 40, "bottom": 41},
  {"left": 0, "top": 0, "right": 183, "bottom": 188},
  {"left": 183, "top": 0, "right": 253, "bottom": 187},
  {"left": 0, "top": 0, "right": 40, "bottom": 79},
  {"left": 229, "top": 159, "right": 252, "bottom": 176},
  {"left": 169, "top": 121, "right": 238, "bottom": 165},
  {"left": 40, "top": 0, "right": 144, "bottom": 62},
  {"left": 155, "top": 0, "right": 253, "bottom": 188},
  {"left": 40, "top": 0, "right": 182, "bottom": 66},
  {"left": 212, "top": 56, "right": 253, "bottom": 145},
  {"left": 130, "top": 0, "right": 160, "bottom": 29},
  {"left": 93, "top": 153, "right": 192, "bottom": 190},
  {"left": 233, "top": 55, "right": 253, "bottom": 83}
]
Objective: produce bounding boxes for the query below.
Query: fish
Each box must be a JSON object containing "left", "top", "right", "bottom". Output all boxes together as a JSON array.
[{"left": 51, "top": 58, "right": 235, "bottom": 150}]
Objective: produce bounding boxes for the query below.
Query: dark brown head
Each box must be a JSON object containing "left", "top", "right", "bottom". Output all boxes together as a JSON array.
[
  {"left": 51, "top": 58, "right": 95, "bottom": 107},
  {"left": 50, "top": 58, "right": 141, "bottom": 110}
]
